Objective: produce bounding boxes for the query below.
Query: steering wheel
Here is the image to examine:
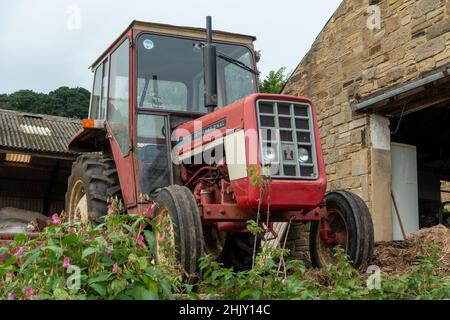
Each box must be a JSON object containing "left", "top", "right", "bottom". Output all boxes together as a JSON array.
[{"left": 161, "top": 124, "right": 166, "bottom": 138}]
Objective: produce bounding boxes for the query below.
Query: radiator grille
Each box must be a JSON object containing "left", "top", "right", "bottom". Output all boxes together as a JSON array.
[{"left": 256, "top": 100, "right": 318, "bottom": 179}]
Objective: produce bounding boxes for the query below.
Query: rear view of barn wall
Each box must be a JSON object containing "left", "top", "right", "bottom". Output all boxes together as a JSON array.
[{"left": 283, "top": 0, "right": 450, "bottom": 241}]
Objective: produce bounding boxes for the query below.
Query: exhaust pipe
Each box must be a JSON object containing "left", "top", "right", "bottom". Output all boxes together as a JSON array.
[{"left": 203, "top": 16, "right": 218, "bottom": 113}]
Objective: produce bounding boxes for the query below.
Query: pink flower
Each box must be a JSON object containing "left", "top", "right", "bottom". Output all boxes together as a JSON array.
[
  {"left": 16, "top": 246, "right": 24, "bottom": 258},
  {"left": 145, "top": 203, "right": 156, "bottom": 218},
  {"left": 112, "top": 263, "right": 121, "bottom": 273},
  {"left": 7, "top": 291, "right": 14, "bottom": 300},
  {"left": 67, "top": 227, "right": 76, "bottom": 234},
  {"left": 137, "top": 235, "right": 145, "bottom": 247},
  {"left": 25, "top": 287, "right": 34, "bottom": 299},
  {"left": 89, "top": 235, "right": 95, "bottom": 241},
  {"left": 51, "top": 214, "right": 61, "bottom": 225},
  {"left": 63, "top": 257, "right": 71, "bottom": 269},
  {"left": 107, "top": 204, "right": 113, "bottom": 214},
  {"left": 158, "top": 233, "right": 167, "bottom": 242},
  {"left": 106, "top": 245, "right": 113, "bottom": 256}
]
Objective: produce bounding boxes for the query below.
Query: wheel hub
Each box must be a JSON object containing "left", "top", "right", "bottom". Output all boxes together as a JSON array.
[
  {"left": 68, "top": 180, "right": 89, "bottom": 223},
  {"left": 316, "top": 208, "right": 348, "bottom": 264}
]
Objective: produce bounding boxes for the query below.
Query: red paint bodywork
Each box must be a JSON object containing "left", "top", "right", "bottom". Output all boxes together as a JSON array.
[
  {"left": 68, "top": 24, "right": 328, "bottom": 229},
  {"left": 176, "top": 93, "right": 327, "bottom": 214}
]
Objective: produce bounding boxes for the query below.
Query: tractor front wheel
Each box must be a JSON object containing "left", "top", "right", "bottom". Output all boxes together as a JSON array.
[
  {"left": 153, "top": 185, "right": 203, "bottom": 275},
  {"left": 65, "top": 154, "right": 121, "bottom": 223},
  {"left": 310, "top": 191, "right": 374, "bottom": 269}
]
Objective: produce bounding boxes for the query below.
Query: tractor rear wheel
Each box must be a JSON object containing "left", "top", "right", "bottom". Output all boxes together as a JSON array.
[
  {"left": 310, "top": 191, "right": 374, "bottom": 269},
  {"left": 218, "top": 233, "right": 261, "bottom": 271},
  {"left": 65, "top": 154, "right": 121, "bottom": 223},
  {"left": 153, "top": 185, "right": 203, "bottom": 275}
]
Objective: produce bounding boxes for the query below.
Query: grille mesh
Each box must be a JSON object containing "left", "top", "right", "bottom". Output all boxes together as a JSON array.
[{"left": 256, "top": 100, "right": 318, "bottom": 179}]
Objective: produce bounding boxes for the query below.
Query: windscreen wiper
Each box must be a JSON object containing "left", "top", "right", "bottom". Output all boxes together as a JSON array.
[
  {"left": 194, "top": 42, "right": 259, "bottom": 76},
  {"left": 217, "top": 51, "right": 259, "bottom": 76}
]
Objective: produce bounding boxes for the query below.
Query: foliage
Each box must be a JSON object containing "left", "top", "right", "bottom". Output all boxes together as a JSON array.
[
  {"left": 368, "top": 245, "right": 450, "bottom": 300},
  {"left": 1, "top": 204, "right": 449, "bottom": 300},
  {"left": 0, "top": 209, "right": 185, "bottom": 300},
  {"left": 0, "top": 87, "right": 90, "bottom": 119},
  {"left": 259, "top": 67, "right": 288, "bottom": 94},
  {"left": 197, "top": 244, "right": 450, "bottom": 300}
]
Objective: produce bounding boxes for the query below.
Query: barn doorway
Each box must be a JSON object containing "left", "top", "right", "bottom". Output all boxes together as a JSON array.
[
  {"left": 390, "top": 106, "right": 450, "bottom": 231},
  {"left": 353, "top": 65, "right": 450, "bottom": 239}
]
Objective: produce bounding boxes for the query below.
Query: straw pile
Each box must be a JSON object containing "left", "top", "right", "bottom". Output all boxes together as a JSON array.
[{"left": 372, "top": 225, "right": 450, "bottom": 274}]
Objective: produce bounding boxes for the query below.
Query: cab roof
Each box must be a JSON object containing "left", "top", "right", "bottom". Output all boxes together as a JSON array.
[{"left": 90, "top": 20, "right": 257, "bottom": 70}]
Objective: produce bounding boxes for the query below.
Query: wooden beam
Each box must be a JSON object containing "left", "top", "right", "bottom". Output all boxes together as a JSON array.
[{"left": 388, "top": 97, "right": 450, "bottom": 117}]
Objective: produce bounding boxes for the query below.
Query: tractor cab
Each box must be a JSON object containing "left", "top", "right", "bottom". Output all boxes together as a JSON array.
[{"left": 69, "top": 20, "right": 258, "bottom": 207}]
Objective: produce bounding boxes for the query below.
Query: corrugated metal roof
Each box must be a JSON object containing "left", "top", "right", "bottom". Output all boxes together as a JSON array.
[{"left": 0, "top": 109, "right": 81, "bottom": 157}]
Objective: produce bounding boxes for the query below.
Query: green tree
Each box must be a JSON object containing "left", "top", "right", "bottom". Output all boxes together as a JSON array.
[
  {"left": 259, "top": 67, "right": 288, "bottom": 94},
  {"left": 0, "top": 87, "right": 90, "bottom": 119}
]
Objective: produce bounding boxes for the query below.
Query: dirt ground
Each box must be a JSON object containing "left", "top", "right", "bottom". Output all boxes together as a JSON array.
[
  {"left": 304, "top": 225, "right": 450, "bottom": 284},
  {"left": 371, "top": 224, "right": 450, "bottom": 275}
]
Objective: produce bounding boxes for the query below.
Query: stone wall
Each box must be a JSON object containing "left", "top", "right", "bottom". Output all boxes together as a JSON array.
[
  {"left": 442, "top": 181, "right": 450, "bottom": 202},
  {"left": 283, "top": 0, "right": 450, "bottom": 240}
]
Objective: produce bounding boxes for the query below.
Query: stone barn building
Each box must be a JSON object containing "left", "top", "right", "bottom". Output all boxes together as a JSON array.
[
  {"left": 0, "top": 109, "right": 81, "bottom": 216},
  {"left": 283, "top": 0, "right": 450, "bottom": 241}
]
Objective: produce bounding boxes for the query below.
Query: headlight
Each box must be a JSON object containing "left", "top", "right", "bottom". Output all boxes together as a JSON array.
[
  {"left": 298, "top": 147, "right": 310, "bottom": 163},
  {"left": 263, "top": 146, "right": 277, "bottom": 162}
]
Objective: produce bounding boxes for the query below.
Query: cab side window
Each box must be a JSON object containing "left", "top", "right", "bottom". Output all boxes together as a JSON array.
[
  {"left": 89, "top": 64, "right": 103, "bottom": 119},
  {"left": 89, "top": 59, "right": 109, "bottom": 120},
  {"left": 100, "top": 60, "right": 109, "bottom": 119},
  {"left": 108, "top": 40, "right": 130, "bottom": 155}
]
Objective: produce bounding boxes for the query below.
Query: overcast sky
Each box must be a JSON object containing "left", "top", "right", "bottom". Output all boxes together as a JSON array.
[{"left": 0, "top": 0, "right": 342, "bottom": 94}]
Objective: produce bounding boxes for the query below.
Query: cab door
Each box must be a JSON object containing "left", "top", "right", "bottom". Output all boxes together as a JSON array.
[
  {"left": 135, "top": 112, "right": 172, "bottom": 197},
  {"left": 105, "top": 37, "right": 137, "bottom": 207}
]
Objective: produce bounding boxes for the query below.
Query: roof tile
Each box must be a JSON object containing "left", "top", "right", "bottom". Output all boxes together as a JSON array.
[{"left": 0, "top": 109, "right": 81, "bottom": 157}]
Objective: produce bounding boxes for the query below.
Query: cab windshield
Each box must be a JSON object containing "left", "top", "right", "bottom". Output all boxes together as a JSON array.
[{"left": 136, "top": 33, "right": 257, "bottom": 113}]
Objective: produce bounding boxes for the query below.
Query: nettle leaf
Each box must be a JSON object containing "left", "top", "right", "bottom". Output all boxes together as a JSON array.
[
  {"left": 20, "top": 252, "right": 41, "bottom": 271},
  {"left": 43, "top": 245, "right": 64, "bottom": 256},
  {"left": 121, "top": 224, "right": 133, "bottom": 233},
  {"left": 53, "top": 288, "right": 69, "bottom": 300},
  {"left": 88, "top": 272, "right": 112, "bottom": 284},
  {"left": 99, "top": 256, "right": 115, "bottom": 267},
  {"left": 0, "top": 247, "right": 9, "bottom": 256},
  {"left": 82, "top": 247, "right": 97, "bottom": 260},
  {"left": 50, "top": 277, "right": 66, "bottom": 290},
  {"left": 128, "top": 253, "right": 138, "bottom": 263},
  {"left": 138, "top": 257, "right": 148, "bottom": 270},
  {"left": 131, "top": 217, "right": 144, "bottom": 231},
  {"left": 89, "top": 283, "right": 107, "bottom": 297},
  {"left": 62, "top": 233, "right": 78, "bottom": 246},
  {"left": 13, "top": 233, "right": 27, "bottom": 244},
  {"left": 132, "top": 285, "right": 158, "bottom": 300},
  {"left": 2, "top": 256, "right": 17, "bottom": 268},
  {"left": 239, "top": 289, "right": 252, "bottom": 299},
  {"left": 159, "top": 278, "right": 172, "bottom": 297},
  {"left": 111, "top": 279, "right": 128, "bottom": 295},
  {"left": 143, "top": 230, "right": 156, "bottom": 253}
]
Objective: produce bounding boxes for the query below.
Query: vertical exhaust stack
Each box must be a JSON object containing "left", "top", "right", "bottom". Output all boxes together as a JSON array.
[{"left": 203, "top": 16, "right": 218, "bottom": 113}]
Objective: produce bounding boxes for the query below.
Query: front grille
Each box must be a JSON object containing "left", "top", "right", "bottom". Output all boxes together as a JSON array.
[{"left": 256, "top": 100, "right": 318, "bottom": 179}]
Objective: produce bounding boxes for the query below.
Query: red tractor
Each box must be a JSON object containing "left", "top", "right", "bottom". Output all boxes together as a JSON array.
[{"left": 66, "top": 17, "right": 374, "bottom": 273}]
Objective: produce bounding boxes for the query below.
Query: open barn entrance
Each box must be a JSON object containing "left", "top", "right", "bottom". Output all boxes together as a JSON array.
[
  {"left": 0, "top": 152, "right": 73, "bottom": 216},
  {"left": 390, "top": 106, "right": 450, "bottom": 229},
  {"left": 353, "top": 65, "right": 450, "bottom": 239},
  {"left": 0, "top": 109, "right": 81, "bottom": 235}
]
